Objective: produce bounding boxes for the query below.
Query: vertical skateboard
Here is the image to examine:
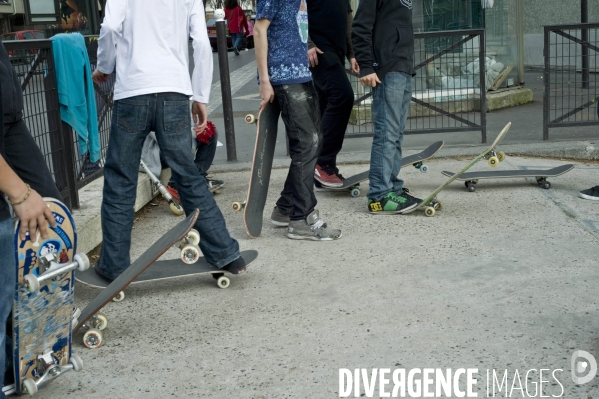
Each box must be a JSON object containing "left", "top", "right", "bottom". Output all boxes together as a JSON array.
[
  {"left": 11, "top": 198, "right": 90, "bottom": 395},
  {"left": 404, "top": 122, "right": 512, "bottom": 216},
  {"left": 234, "top": 102, "right": 281, "bottom": 238},
  {"left": 73, "top": 211, "right": 201, "bottom": 348}
]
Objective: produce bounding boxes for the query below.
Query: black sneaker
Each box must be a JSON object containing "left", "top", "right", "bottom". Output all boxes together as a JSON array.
[
  {"left": 368, "top": 191, "right": 420, "bottom": 215},
  {"left": 579, "top": 186, "right": 599, "bottom": 200},
  {"left": 402, "top": 187, "right": 423, "bottom": 203},
  {"left": 233, "top": 47, "right": 239, "bottom": 56}
]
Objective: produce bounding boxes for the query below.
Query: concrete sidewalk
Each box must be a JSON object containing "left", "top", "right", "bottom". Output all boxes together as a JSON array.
[{"left": 39, "top": 155, "right": 599, "bottom": 398}]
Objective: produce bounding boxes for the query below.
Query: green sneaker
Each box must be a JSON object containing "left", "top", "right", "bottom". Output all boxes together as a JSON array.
[{"left": 368, "top": 191, "right": 420, "bottom": 215}]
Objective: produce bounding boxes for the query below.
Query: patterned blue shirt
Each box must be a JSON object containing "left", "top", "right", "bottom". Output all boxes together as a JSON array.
[{"left": 256, "top": 0, "right": 312, "bottom": 85}]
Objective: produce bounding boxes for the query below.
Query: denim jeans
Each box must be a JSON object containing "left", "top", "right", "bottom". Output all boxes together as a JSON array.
[
  {"left": 367, "top": 72, "right": 412, "bottom": 201},
  {"left": 96, "top": 93, "right": 240, "bottom": 280},
  {"left": 231, "top": 33, "right": 244, "bottom": 50},
  {"left": 0, "top": 217, "right": 15, "bottom": 398},
  {"left": 310, "top": 52, "right": 354, "bottom": 167},
  {"left": 272, "top": 82, "right": 322, "bottom": 220},
  {"left": 168, "top": 131, "right": 217, "bottom": 189}
]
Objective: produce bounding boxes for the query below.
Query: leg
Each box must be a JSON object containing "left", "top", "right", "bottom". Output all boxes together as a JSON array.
[
  {"left": 95, "top": 96, "right": 152, "bottom": 280},
  {"left": 154, "top": 93, "right": 240, "bottom": 268},
  {"left": 390, "top": 74, "right": 413, "bottom": 193},
  {"left": 368, "top": 72, "right": 411, "bottom": 201},
  {"left": 2, "top": 120, "right": 63, "bottom": 201},
  {"left": 312, "top": 52, "right": 354, "bottom": 168},
  {"left": 273, "top": 83, "right": 321, "bottom": 220},
  {"left": 0, "top": 218, "right": 15, "bottom": 399}
]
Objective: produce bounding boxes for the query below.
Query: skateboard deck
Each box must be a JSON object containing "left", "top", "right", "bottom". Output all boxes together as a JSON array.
[
  {"left": 12, "top": 198, "right": 87, "bottom": 395},
  {"left": 73, "top": 210, "right": 200, "bottom": 348},
  {"left": 76, "top": 250, "right": 258, "bottom": 289},
  {"left": 404, "top": 122, "right": 512, "bottom": 216},
  {"left": 441, "top": 164, "right": 574, "bottom": 192},
  {"left": 242, "top": 102, "right": 281, "bottom": 238},
  {"left": 316, "top": 141, "right": 445, "bottom": 197}
]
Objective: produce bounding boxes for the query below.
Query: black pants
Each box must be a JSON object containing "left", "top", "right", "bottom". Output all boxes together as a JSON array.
[
  {"left": 2, "top": 119, "right": 62, "bottom": 201},
  {"left": 310, "top": 51, "right": 354, "bottom": 168},
  {"left": 272, "top": 82, "right": 322, "bottom": 221}
]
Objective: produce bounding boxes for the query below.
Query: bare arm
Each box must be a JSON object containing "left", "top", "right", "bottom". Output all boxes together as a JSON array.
[
  {"left": 253, "top": 18, "right": 274, "bottom": 109},
  {"left": 0, "top": 155, "right": 56, "bottom": 240}
]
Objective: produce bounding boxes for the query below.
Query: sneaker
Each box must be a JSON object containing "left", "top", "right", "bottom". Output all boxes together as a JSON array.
[
  {"left": 314, "top": 164, "right": 343, "bottom": 188},
  {"left": 165, "top": 184, "right": 180, "bottom": 201},
  {"left": 401, "top": 187, "right": 423, "bottom": 203},
  {"left": 207, "top": 177, "right": 224, "bottom": 192},
  {"left": 233, "top": 47, "right": 239, "bottom": 55},
  {"left": 368, "top": 191, "right": 420, "bottom": 215},
  {"left": 314, "top": 180, "right": 333, "bottom": 192},
  {"left": 287, "top": 210, "right": 342, "bottom": 241},
  {"left": 271, "top": 206, "right": 290, "bottom": 227},
  {"left": 579, "top": 186, "right": 599, "bottom": 200}
]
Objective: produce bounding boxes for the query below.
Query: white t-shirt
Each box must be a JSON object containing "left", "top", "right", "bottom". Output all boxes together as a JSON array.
[{"left": 97, "top": 0, "right": 212, "bottom": 103}]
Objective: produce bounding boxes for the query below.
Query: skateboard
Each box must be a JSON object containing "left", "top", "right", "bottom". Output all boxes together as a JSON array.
[
  {"left": 11, "top": 198, "right": 90, "bottom": 395},
  {"left": 441, "top": 164, "right": 574, "bottom": 192},
  {"left": 140, "top": 159, "right": 185, "bottom": 216},
  {"left": 235, "top": 102, "right": 281, "bottom": 238},
  {"left": 314, "top": 141, "right": 445, "bottom": 198},
  {"left": 73, "top": 211, "right": 202, "bottom": 348},
  {"left": 403, "top": 122, "right": 512, "bottom": 217}
]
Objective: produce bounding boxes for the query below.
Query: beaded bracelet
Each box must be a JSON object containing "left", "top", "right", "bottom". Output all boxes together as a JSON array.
[{"left": 8, "top": 184, "right": 31, "bottom": 205}]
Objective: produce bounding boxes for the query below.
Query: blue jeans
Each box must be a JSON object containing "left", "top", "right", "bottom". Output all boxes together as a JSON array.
[
  {"left": 367, "top": 72, "right": 412, "bottom": 201},
  {"left": 231, "top": 33, "right": 244, "bottom": 50},
  {"left": 96, "top": 93, "right": 240, "bottom": 280},
  {"left": 0, "top": 217, "right": 15, "bottom": 398}
]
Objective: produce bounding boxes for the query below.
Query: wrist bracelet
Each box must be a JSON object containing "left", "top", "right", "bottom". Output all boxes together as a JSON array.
[{"left": 8, "top": 184, "right": 31, "bottom": 205}]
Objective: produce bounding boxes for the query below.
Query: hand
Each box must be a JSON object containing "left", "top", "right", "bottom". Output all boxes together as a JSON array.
[
  {"left": 92, "top": 69, "right": 109, "bottom": 84},
  {"left": 259, "top": 80, "right": 275, "bottom": 110},
  {"left": 308, "top": 47, "right": 323, "bottom": 68},
  {"left": 350, "top": 58, "right": 360, "bottom": 74},
  {"left": 12, "top": 189, "right": 56, "bottom": 241},
  {"left": 191, "top": 102, "right": 208, "bottom": 132},
  {"left": 360, "top": 73, "right": 381, "bottom": 88}
]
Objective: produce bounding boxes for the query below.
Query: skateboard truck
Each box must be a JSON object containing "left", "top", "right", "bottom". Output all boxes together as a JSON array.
[
  {"left": 483, "top": 150, "right": 505, "bottom": 167},
  {"left": 79, "top": 312, "right": 109, "bottom": 349},
  {"left": 413, "top": 162, "right": 429, "bottom": 173},
  {"left": 24, "top": 253, "right": 90, "bottom": 293},
  {"left": 140, "top": 160, "right": 185, "bottom": 216},
  {"left": 422, "top": 197, "right": 443, "bottom": 217},
  {"left": 21, "top": 351, "right": 83, "bottom": 395}
]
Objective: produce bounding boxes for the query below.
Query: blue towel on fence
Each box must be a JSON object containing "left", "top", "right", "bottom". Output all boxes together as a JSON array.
[{"left": 52, "top": 33, "right": 100, "bottom": 162}]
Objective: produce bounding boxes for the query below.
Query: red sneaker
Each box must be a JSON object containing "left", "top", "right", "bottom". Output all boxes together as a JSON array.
[
  {"left": 165, "top": 185, "right": 180, "bottom": 201},
  {"left": 314, "top": 164, "right": 343, "bottom": 187}
]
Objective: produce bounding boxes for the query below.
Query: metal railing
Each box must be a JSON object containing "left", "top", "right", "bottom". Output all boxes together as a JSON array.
[
  {"left": 346, "top": 29, "right": 487, "bottom": 142},
  {"left": 3, "top": 37, "right": 114, "bottom": 210},
  {"left": 543, "top": 23, "right": 599, "bottom": 140}
]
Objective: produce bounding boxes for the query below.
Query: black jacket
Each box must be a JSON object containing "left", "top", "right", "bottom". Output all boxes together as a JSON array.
[
  {"left": 0, "top": 41, "right": 24, "bottom": 124},
  {"left": 352, "top": 0, "right": 415, "bottom": 79}
]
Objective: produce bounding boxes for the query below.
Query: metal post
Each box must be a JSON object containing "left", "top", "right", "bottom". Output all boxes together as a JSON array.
[
  {"left": 543, "top": 27, "right": 550, "bottom": 140},
  {"left": 581, "top": 0, "right": 589, "bottom": 89},
  {"left": 479, "top": 30, "right": 487, "bottom": 143},
  {"left": 517, "top": 0, "right": 525, "bottom": 85},
  {"left": 215, "top": 9, "right": 237, "bottom": 162}
]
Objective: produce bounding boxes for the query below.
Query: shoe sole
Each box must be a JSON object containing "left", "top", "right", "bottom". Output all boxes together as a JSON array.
[
  {"left": 313, "top": 176, "right": 343, "bottom": 188},
  {"left": 579, "top": 193, "right": 599, "bottom": 200},
  {"left": 271, "top": 220, "right": 289, "bottom": 227},
  {"left": 287, "top": 232, "right": 342, "bottom": 240},
  {"left": 368, "top": 202, "right": 419, "bottom": 215}
]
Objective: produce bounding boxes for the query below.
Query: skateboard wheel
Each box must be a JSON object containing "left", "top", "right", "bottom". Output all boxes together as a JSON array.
[
  {"left": 466, "top": 181, "right": 476, "bottom": 192},
  {"left": 69, "top": 354, "right": 84, "bottom": 372},
  {"left": 542, "top": 181, "right": 551, "bottom": 189},
  {"left": 112, "top": 291, "right": 125, "bottom": 302},
  {"left": 24, "top": 274, "right": 40, "bottom": 293},
  {"left": 83, "top": 329, "right": 103, "bottom": 349},
  {"left": 488, "top": 156, "right": 499, "bottom": 167},
  {"left": 232, "top": 201, "right": 244, "bottom": 212},
  {"left": 22, "top": 378, "right": 37, "bottom": 395},
  {"left": 217, "top": 276, "right": 230, "bottom": 289},
  {"left": 181, "top": 244, "right": 201, "bottom": 264},
  {"left": 169, "top": 202, "right": 185, "bottom": 216},
  {"left": 350, "top": 188, "right": 360, "bottom": 198},
  {"left": 424, "top": 207, "right": 436, "bottom": 217},
  {"left": 420, "top": 165, "right": 429, "bottom": 173},
  {"left": 436, "top": 200, "right": 443, "bottom": 210},
  {"left": 497, "top": 151, "right": 506, "bottom": 162},
  {"left": 245, "top": 114, "right": 256, "bottom": 124},
  {"left": 95, "top": 312, "right": 108, "bottom": 331},
  {"left": 74, "top": 253, "right": 90, "bottom": 271},
  {"left": 72, "top": 318, "right": 79, "bottom": 330},
  {"left": 187, "top": 229, "right": 200, "bottom": 246}
]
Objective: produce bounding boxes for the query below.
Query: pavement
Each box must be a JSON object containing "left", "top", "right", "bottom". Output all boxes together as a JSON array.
[{"left": 28, "top": 49, "right": 599, "bottom": 398}]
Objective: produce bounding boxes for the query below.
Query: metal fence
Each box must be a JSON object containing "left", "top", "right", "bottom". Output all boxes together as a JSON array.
[
  {"left": 346, "top": 29, "right": 488, "bottom": 142},
  {"left": 543, "top": 23, "right": 599, "bottom": 140},
  {"left": 3, "top": 36, "right": 114, "bottom": 210}
]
